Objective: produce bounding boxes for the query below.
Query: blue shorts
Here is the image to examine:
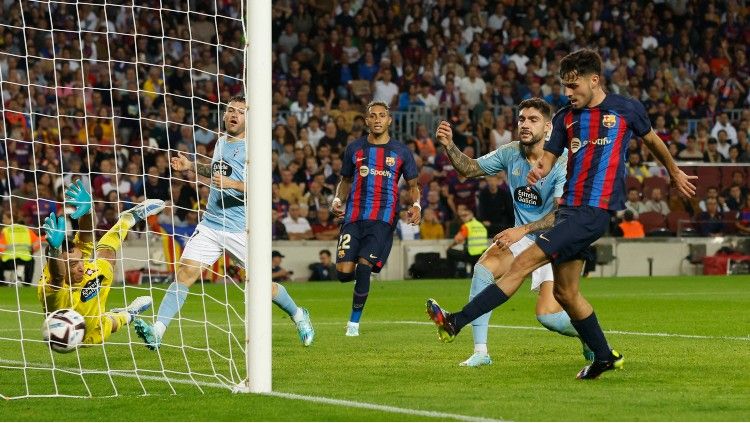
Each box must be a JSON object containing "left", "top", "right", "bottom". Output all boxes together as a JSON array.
[
  {"left": 336, "top": 220, "right": 394, "bottom": 273},
  {"left": 535, "top": 206, "right": 611, "bottom": 264}
]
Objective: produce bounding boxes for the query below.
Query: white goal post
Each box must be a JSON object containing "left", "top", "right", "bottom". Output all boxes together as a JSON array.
[{"left": 0, "top": 0, "right": 271, "bottom": 398}]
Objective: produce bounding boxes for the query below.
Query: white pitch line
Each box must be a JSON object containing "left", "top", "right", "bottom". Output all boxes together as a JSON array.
[
  {"left": 386, "top": 320, "right": 750, "bottom": 342},
  {"left": 0, "top": 358, "right": 501, "bottom": 422},
  {"left": 0, "top": 320, "right": 748, "bottom": 341}
]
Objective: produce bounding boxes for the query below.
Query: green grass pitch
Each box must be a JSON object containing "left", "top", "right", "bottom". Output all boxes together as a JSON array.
[{"left": 1, "top": 276, "right": 748, "bottom": 421}]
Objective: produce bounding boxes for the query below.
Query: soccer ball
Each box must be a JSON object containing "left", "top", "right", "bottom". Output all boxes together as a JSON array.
[{"left": 42, "top": 309, "right": 86, "bottom": 353}]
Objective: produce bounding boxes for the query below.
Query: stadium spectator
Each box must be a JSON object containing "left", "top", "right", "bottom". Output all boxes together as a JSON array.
[
  {"left": 271, "top": 250, "right": 292, "bottom": 283},
  {"left": 278, "top": 169, "right": 304, "bottom": 206},
  {"left": 696, "top": 198, "right": 725, "bottom": 237},
  {"left": 308, "top": 249, "right": 337, "bottom": 281},
  {"left": 677, "top": 135, "right": 704, "bottom": 161},
  {"left": 626, "top": 151, "right": 651, "bottom": 183},
  {"left": 699, "top": 187, "right": 730, "bottom": 213},
  {"left": 711, "top": 112, "right": 738, "bottom": 144},
  {"left": 272, "top": 209, "right": 288, "bottom": 241},
  {"left": 618, "top": 210, "right": 645, "bottom": 239},
  {"left": 643, "top": 188, "right": 670, "bottom": 216},
  {"left": 396, "top": 208, "right": 421, "bottom": 241},
  {"left": 419, "top": 208, "right": 445, "bottom": 240},
  {"left": 715, "top": 130, "right": 732, "bottom": 159},
  {"left": 724, "top": 185, "right": 745, "bottom": 212},
  {"left": 311, "top": 208, "right": 338, "bottom": 241},
  {"left": 620, "top": 188, "right": 649, "bottom": 219},
  {"left": 282, "top": 204, "right": 313, "bottom": 240},
  {"left": 703, "top": 138, "right": 725, "bottom": 163},
  {"left": 735, "top": 196, "right": 750, "bottom": 236}
]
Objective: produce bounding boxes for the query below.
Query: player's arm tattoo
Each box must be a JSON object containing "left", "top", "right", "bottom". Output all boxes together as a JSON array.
[
  {"left": 522, "top": 205, "right": 557, "bottom": 234},
  {"left": 196, "top": 162, "right": 212, "bottom": 178},
  {"left": 335, "top": 176, "right": 353, "bottom": 201},
  {"left": 445, "top": 143, "right": 487, "bottom": 178}
]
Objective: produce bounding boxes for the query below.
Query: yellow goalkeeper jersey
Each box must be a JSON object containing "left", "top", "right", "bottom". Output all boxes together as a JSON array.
[{"left": 37, "top": 235, "right": 115, "bottom": 344}]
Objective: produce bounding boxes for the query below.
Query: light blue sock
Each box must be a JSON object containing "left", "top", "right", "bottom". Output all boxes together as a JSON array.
[
  {"left": 272, "top": 283, "right": 299, "bottom": 318},
  {"left": 537, "top": 310, "right": 579, "bottom": 337},
  {"left": 469, "top": 263, "right": 495, "bottom": 346},
  {"left": 156, "top": 281, "right": 189, "bottom": 330}
]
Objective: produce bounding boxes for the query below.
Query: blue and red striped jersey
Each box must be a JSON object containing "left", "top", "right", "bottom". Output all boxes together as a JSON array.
[
  {"left": 341, "top": 137, "right": 418, "bottom": 225},
  {"left": 545, "top": 94, "right": 652, "bottom": 211}
]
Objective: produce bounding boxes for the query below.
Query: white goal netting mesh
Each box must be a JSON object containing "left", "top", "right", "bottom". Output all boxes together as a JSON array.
[{"left": 0, "top": 0, "right": 249, "bottom": 398}]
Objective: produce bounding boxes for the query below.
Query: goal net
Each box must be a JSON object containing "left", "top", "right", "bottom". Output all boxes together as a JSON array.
[{"left": 0, "top": 0, "right": 251, "bottom": 398}]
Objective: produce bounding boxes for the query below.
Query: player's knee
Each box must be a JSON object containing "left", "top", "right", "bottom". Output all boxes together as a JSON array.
[
  {"left": 176, "top": 262, "right": 201, "bottom": 286},
  {"left": 338, "top": 271, "right": 355, "bottom": 282},
  {"left": 552, "top": 285, "right": 576, "bottom": 306}
]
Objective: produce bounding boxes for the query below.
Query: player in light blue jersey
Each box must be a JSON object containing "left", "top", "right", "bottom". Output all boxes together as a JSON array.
[
  {"left": 429, "top": 98, "right": 592, "bottom": 367},
  {"left": 133, "top": 96, "right": 314, "bottom": 350}
]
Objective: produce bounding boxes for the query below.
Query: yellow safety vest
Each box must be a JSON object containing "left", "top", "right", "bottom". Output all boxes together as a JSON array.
[
  {"left": 1, "top": 224, "right": 33, "bottom": 262},
  {"left": 464, "top": 219, "right": 488, "bottom": 256}
]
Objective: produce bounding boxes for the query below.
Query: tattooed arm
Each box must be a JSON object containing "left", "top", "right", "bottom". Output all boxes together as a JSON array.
[{"left": 435, "top": 120, "right": 487, "bottom": 178}]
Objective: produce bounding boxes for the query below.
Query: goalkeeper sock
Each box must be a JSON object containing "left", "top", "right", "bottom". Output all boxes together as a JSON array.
[
  {"left": 349, "top": 264, "right": 371, "bottom": 324},
  {"left": 537, "top": 311, "right": 579, "bottom": 337},
  {"left": 469, "top": 264, "right": 494, "bottom": 348},
  {"left": 155, "top": 281, "right": 189, "bottom": 338},
  {"left": 97, "top": 216, "right": 134, "bottom": 252},
  {"left": 272, "top": 283, "right": 300, "bottom": 320}
]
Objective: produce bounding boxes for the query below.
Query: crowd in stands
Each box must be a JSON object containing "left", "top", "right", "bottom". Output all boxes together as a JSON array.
[{"left": 0, "top": 1, "right": 749, "bottom": 283}]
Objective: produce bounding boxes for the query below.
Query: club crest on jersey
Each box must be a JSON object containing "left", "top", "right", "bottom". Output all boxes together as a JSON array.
[
  {"left": 570, "top": 137, "right": 582, "bottom": 154},
  {"left": 386, "top": 156, "right": 395, "bottom": 167},
  {"left": 512, "top": 168, "right": 521, "bottom": 176},
  {"left": 212, "top": 161, "right": 232, "bottom": 176},
  {"left": 359, "top": 165, "right": 369, "bottom": 177},
  {"left": 602, "top": 114, "right": 616, "bottom": 128}
]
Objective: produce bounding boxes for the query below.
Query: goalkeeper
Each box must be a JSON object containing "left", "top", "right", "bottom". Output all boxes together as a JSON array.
[{"left": 38, "top": 180, "right": 162, "bottom": 345}]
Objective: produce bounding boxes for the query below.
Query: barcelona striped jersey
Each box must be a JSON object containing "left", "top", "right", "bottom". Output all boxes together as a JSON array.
[
  {"left": 545, "top": 94, "right": 652, "bottom": 211},
  {"left": 341, "top": 137, "right": 418, "bottom": 225}
]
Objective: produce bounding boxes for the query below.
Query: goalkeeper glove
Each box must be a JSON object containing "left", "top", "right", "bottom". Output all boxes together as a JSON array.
[
  {"left": 42, "top": 213, "right": 66, "bottom": 250},
  {"left": 65, "top": 179, "right": 92, "bottom": 219}
]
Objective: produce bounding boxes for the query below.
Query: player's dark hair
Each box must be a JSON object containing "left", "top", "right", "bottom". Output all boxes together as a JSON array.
[
  {"left": 559, "top": 49, "right": 602, "bottom": 79},
  {"left": 227, "top": 95, "right": 245, "bottom": 104},
  {"left": 366, "top": 100, "right": 390, "bottom": 115},
  {"left": 518, "top": 98, "right": 552, "bottom": 120}
]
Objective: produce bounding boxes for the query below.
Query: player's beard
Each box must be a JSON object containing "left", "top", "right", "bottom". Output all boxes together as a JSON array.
[{"left": 519, "top": 131, "right": 544, "bottom": 147}]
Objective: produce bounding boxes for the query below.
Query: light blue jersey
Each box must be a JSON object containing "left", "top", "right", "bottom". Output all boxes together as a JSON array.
[
  {"left": 202, "top": 135, "right": 245, "bottom": 233},
  {"left": 477, "top": 141, "right": 567, "bottom": 240}
]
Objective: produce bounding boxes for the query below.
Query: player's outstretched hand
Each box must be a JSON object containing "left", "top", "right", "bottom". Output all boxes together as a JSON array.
[
  {"left": 64, "top": 180, "right": 92, "bottom": 219},
  {"left": 435, "top": 121, "right": 454, "bottom": 147},
  {"left": 407, "top": 205, "right": 421, "bottom": 225},
  {"left": 171, "top": 152, "right": 192, "bottom": 171},
  {"left": 670, "top": 168, "right": 698, "bottom": 198},
  {"left": 42, "top": 213, "right": 66, "bottom": 249},
  {"left": 331, "top": 198, "right": 345, "bottom": 219},
  {"left": 494, "top": 226, "right": 525, "bottom": 249}
]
